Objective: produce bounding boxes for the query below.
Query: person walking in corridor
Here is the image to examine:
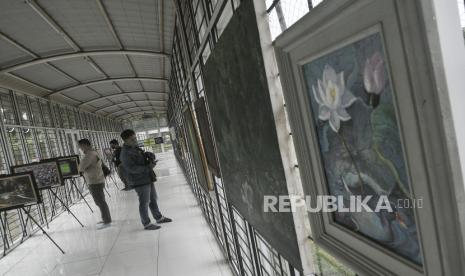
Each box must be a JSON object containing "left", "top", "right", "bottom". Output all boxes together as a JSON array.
[
  {"left": 78, "top": 139, "right": 112, "bottom": 229},
  {"left": 119, "top": 129, "right": 172, "bottom": 230}
]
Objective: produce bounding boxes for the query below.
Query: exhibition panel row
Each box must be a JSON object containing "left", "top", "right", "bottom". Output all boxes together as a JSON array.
[{"left": 0, "top": 88, "right": 123, "bottom": 257}]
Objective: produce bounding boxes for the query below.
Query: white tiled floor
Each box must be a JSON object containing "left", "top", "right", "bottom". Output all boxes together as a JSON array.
[{"left": 0, "top": 151, "right": 234, "bottom": 276}]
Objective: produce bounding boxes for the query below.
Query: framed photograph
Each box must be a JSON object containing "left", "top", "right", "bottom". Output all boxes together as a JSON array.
[
  {"left": 274, "top": 0, "right": 465, "bottom": 275},
  {"left": 194, "top": 97, "right": 220, "bottom": 177},
  {"left": 56, "top": 155, "right": 80, "bottom": 179},
  {"left": 12, "top": 160, "right": 64, "bottom": 190},
  {"left": 154, "top": 137, "right": 164, "bottom": 144},
  {"left": 0, "top": 172, "right": 41, "bottom": 211}
]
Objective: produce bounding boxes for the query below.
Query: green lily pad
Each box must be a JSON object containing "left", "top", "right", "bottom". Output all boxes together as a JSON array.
[{"left": 371, "top": 104, "right": 410, "bottom": 196}]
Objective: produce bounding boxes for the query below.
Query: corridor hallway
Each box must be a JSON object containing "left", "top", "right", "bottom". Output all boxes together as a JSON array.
[{"left": 0, "top": 152, "right": 233, "bottom": 276}]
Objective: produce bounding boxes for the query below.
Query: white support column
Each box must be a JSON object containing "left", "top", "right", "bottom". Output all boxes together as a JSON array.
[
  {"left": 252, "top": 0, "right": 316, "bottom": 274},
  {"left": 418, "top": 0, "right": 465, "bottom": 262}
]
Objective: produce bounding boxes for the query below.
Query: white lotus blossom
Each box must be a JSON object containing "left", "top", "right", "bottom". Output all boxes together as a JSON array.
[{"left": 312, "top": 65, "right": 357, "bottom": 132}]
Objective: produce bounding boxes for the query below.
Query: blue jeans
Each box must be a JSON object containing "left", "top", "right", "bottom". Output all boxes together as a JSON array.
[{"left": 134, "top": 183, "right": 162, "bottom": 226}]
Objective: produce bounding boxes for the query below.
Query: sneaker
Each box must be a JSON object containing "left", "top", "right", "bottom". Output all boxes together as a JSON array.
[
  {"left": 144, "top": 224, "right": 161, "bottom": 230},
  {"left": 97, "top": 223, "right": 111, "bottom": 230},
  {"left": 157, "top": 217, "right": 172, "bottom": 224}
]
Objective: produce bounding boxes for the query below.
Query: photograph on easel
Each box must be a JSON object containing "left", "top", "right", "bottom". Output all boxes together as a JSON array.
[
  {"left": 12, "top": 160, "right": 64, "bottom": 190},
  {"left": 57, "top": 155, "right": 80, "bottom": 179},
  {"left": 0, "top": 172, "right": 41, "bottom": 211}
]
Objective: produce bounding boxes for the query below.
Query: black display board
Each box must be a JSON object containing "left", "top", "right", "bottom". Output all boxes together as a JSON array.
[
  {"left": 202, "top": 0, "right": 301, "bottom": 270},
  {"left": 0, "top": 172, "right": 41, "bottom": 211},
  {"left": 12, "top": 160, "right": 64, "bottom": 190},
  {"left": 155, "top": 137, "right": 164, "bottom": 144},
  {"left": 57, "top": 155, "right": 80, "bottom": 179}
]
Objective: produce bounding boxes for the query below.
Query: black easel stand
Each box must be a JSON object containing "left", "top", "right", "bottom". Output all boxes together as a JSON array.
[
  {"left": 39, "top": 190, "right": 49, "bottom": 229},
  {"left": 21, "top": 207, "right": 65, "bottom": 254},
  {"left": 69, "top": 178, "right": 93, "bottom": 213},
  {"left": 108, "top": 173, "right": 120, "bottom": 190},
  {"left": 49, "top": 188, "right": 84, "bottom": 228},
  {"left": 1, "top": 212, "right": 9, "bottom": 256}
]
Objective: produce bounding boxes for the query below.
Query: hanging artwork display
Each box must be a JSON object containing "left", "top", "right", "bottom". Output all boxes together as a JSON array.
[
  {"left": 202, "top": 0, "right": 301, "bottom": 270},
  {"left": 194, "top": 97, "right": 220, "bottom": 177},
  {"left": 0, "top": 172, "right": 41, "bottom": 211},
  {"left": 274, "top": 0, "right": 465, "bottom": 275},
  {"left": 183, "top": 107, "right": 211, "bottom": 192}
]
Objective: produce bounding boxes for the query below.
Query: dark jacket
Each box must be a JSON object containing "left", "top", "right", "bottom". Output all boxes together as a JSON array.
[
  {"left": 120, "top": 144, "right": 152, "bottom": 187},
  {"left": 112, "top": 146, "right": 122, "bottom": 167}
]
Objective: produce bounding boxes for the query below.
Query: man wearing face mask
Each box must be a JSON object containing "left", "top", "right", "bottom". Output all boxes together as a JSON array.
[{"left": 120, "top": 129, "right": 172, "bottom": 230}]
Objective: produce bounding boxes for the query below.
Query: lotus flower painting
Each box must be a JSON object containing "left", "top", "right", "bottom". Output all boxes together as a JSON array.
[{"left": 302, "top": 33, "right": 422, "bottom": 265}]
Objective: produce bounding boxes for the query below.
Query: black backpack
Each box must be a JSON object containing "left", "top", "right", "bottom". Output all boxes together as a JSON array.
[{"left": 112, "top": 147, "right": 122, "bottom": 166}]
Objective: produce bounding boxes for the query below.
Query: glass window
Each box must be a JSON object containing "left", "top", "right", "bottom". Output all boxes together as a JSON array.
[
  {"left": 30, "top": 98, "right": 43, "bottom": 126},
  {"left": 36, "top": 129, "right": 50, "bottom": 159},
  {"left": 68, "top": 108, "right": 76, "bottom": 129},
  {"left": 52, "top": 104, "right": 63, "bottom": 128},
  {"left": 0, "top": 133, "right": 9, "bottom": 174},
  {"left": 74, "top": 110, "right": 81, "bottom": 129},
  {"left": 215, "top": 1, "right": 233, "bottom": 38},
  {"left": 0, "top": 91, "right": 18, "bottom": 125},
  {"left": 23, "top": 128, "right": 39, "bottom": 162},
  {"left": 15, "top": 95, "right": 32, "bottom": 126},
  {"left": 40, "top": 100, "right": 53, "bottom": 127},
  {"left": 47, "top": 129, "right": 60, "bottom": 157},
  {"left": 58, "top": 130, "right": 70, "bottom": 155},
  {"left": 61, "top": 106, "right": 70, "bottom": 129},
  {"left": 6, "top": 127, "right": 25, "bottom": 165}
]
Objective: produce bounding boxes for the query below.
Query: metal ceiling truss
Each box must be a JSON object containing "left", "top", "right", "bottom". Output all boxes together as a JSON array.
[
  {"left": 116, "top": 110, "right": 166, "bottom": 120},
  {"left": 98, "top": 100, "right": 166, "bottom": 112},
  {"left": 0, "top": 0, "right": 172, "bottom": 123},
  {"left": 47, "top": 77, "right": 169, "bottom": 97},
  {"left": 79, "top": 91, "right": 168, "bottom": 107},
  {"left": 0, "top": 50, "right": 169, "bottom": 75},
  {"left": 111, "top": 107, "right": 167, "bottom": 118}
]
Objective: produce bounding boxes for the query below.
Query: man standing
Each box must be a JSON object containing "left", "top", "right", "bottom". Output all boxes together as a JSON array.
[
  {"left": 120, "top": 129, "right": 172, "bottom": 230},
  {"left": 109, "top": 139, "right": 130, "bottom": 191},
  {"left": 78, "top": 139, "right": 112, "bottom": 229}
]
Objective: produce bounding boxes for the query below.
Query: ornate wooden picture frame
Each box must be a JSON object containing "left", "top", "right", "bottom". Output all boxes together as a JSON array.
[{"left": 274, "top": 0, "right": 465, "bottom": 274}]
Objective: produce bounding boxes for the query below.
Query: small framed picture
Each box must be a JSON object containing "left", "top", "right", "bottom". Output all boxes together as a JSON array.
[{"left": 0, "top": 172, "right": 41, "bottom": 211}]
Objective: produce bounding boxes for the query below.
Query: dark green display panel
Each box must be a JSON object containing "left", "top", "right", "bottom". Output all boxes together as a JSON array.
[{"left": 202, "top": 0, "right": 301, "bottom": 270}]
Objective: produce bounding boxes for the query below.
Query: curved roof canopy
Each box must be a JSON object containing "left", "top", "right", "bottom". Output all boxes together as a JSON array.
[{"left": 0, "top": 0, "right": 175, "bottom": 120}]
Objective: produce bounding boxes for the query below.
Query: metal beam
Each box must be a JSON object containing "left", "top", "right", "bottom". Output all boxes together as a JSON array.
[
  {"left": 110, "top": 107, "right": 167, "bottom": 118},
  {"left": 115, "top": 110, "right": 167, "bottom": 120},
  {"left": 5, "top": 72, "right": 52, "bottom": 92},
  {"left": 95, "top": 0, "right": 138, "bottom": 78},
  {"left": 25, "top": 0, "right": 80, "bottom": 51},
  {"left": 0, "top": 31, "right": 80, "bottom": 84},
  {"left": 79, "top": 91, "right": 168, "bottom": 107},
  {"left": 98, "top": 100, "right": 166, "bottom": 112},
  {"left": 0, "top": 50, "right": 169, "bottom": 75},
  {"left": 95, "top": 0, "right": 123, "bottom": 49},
  {"left": 47, "top": 77, "right": 169, "bottom": 97}
]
